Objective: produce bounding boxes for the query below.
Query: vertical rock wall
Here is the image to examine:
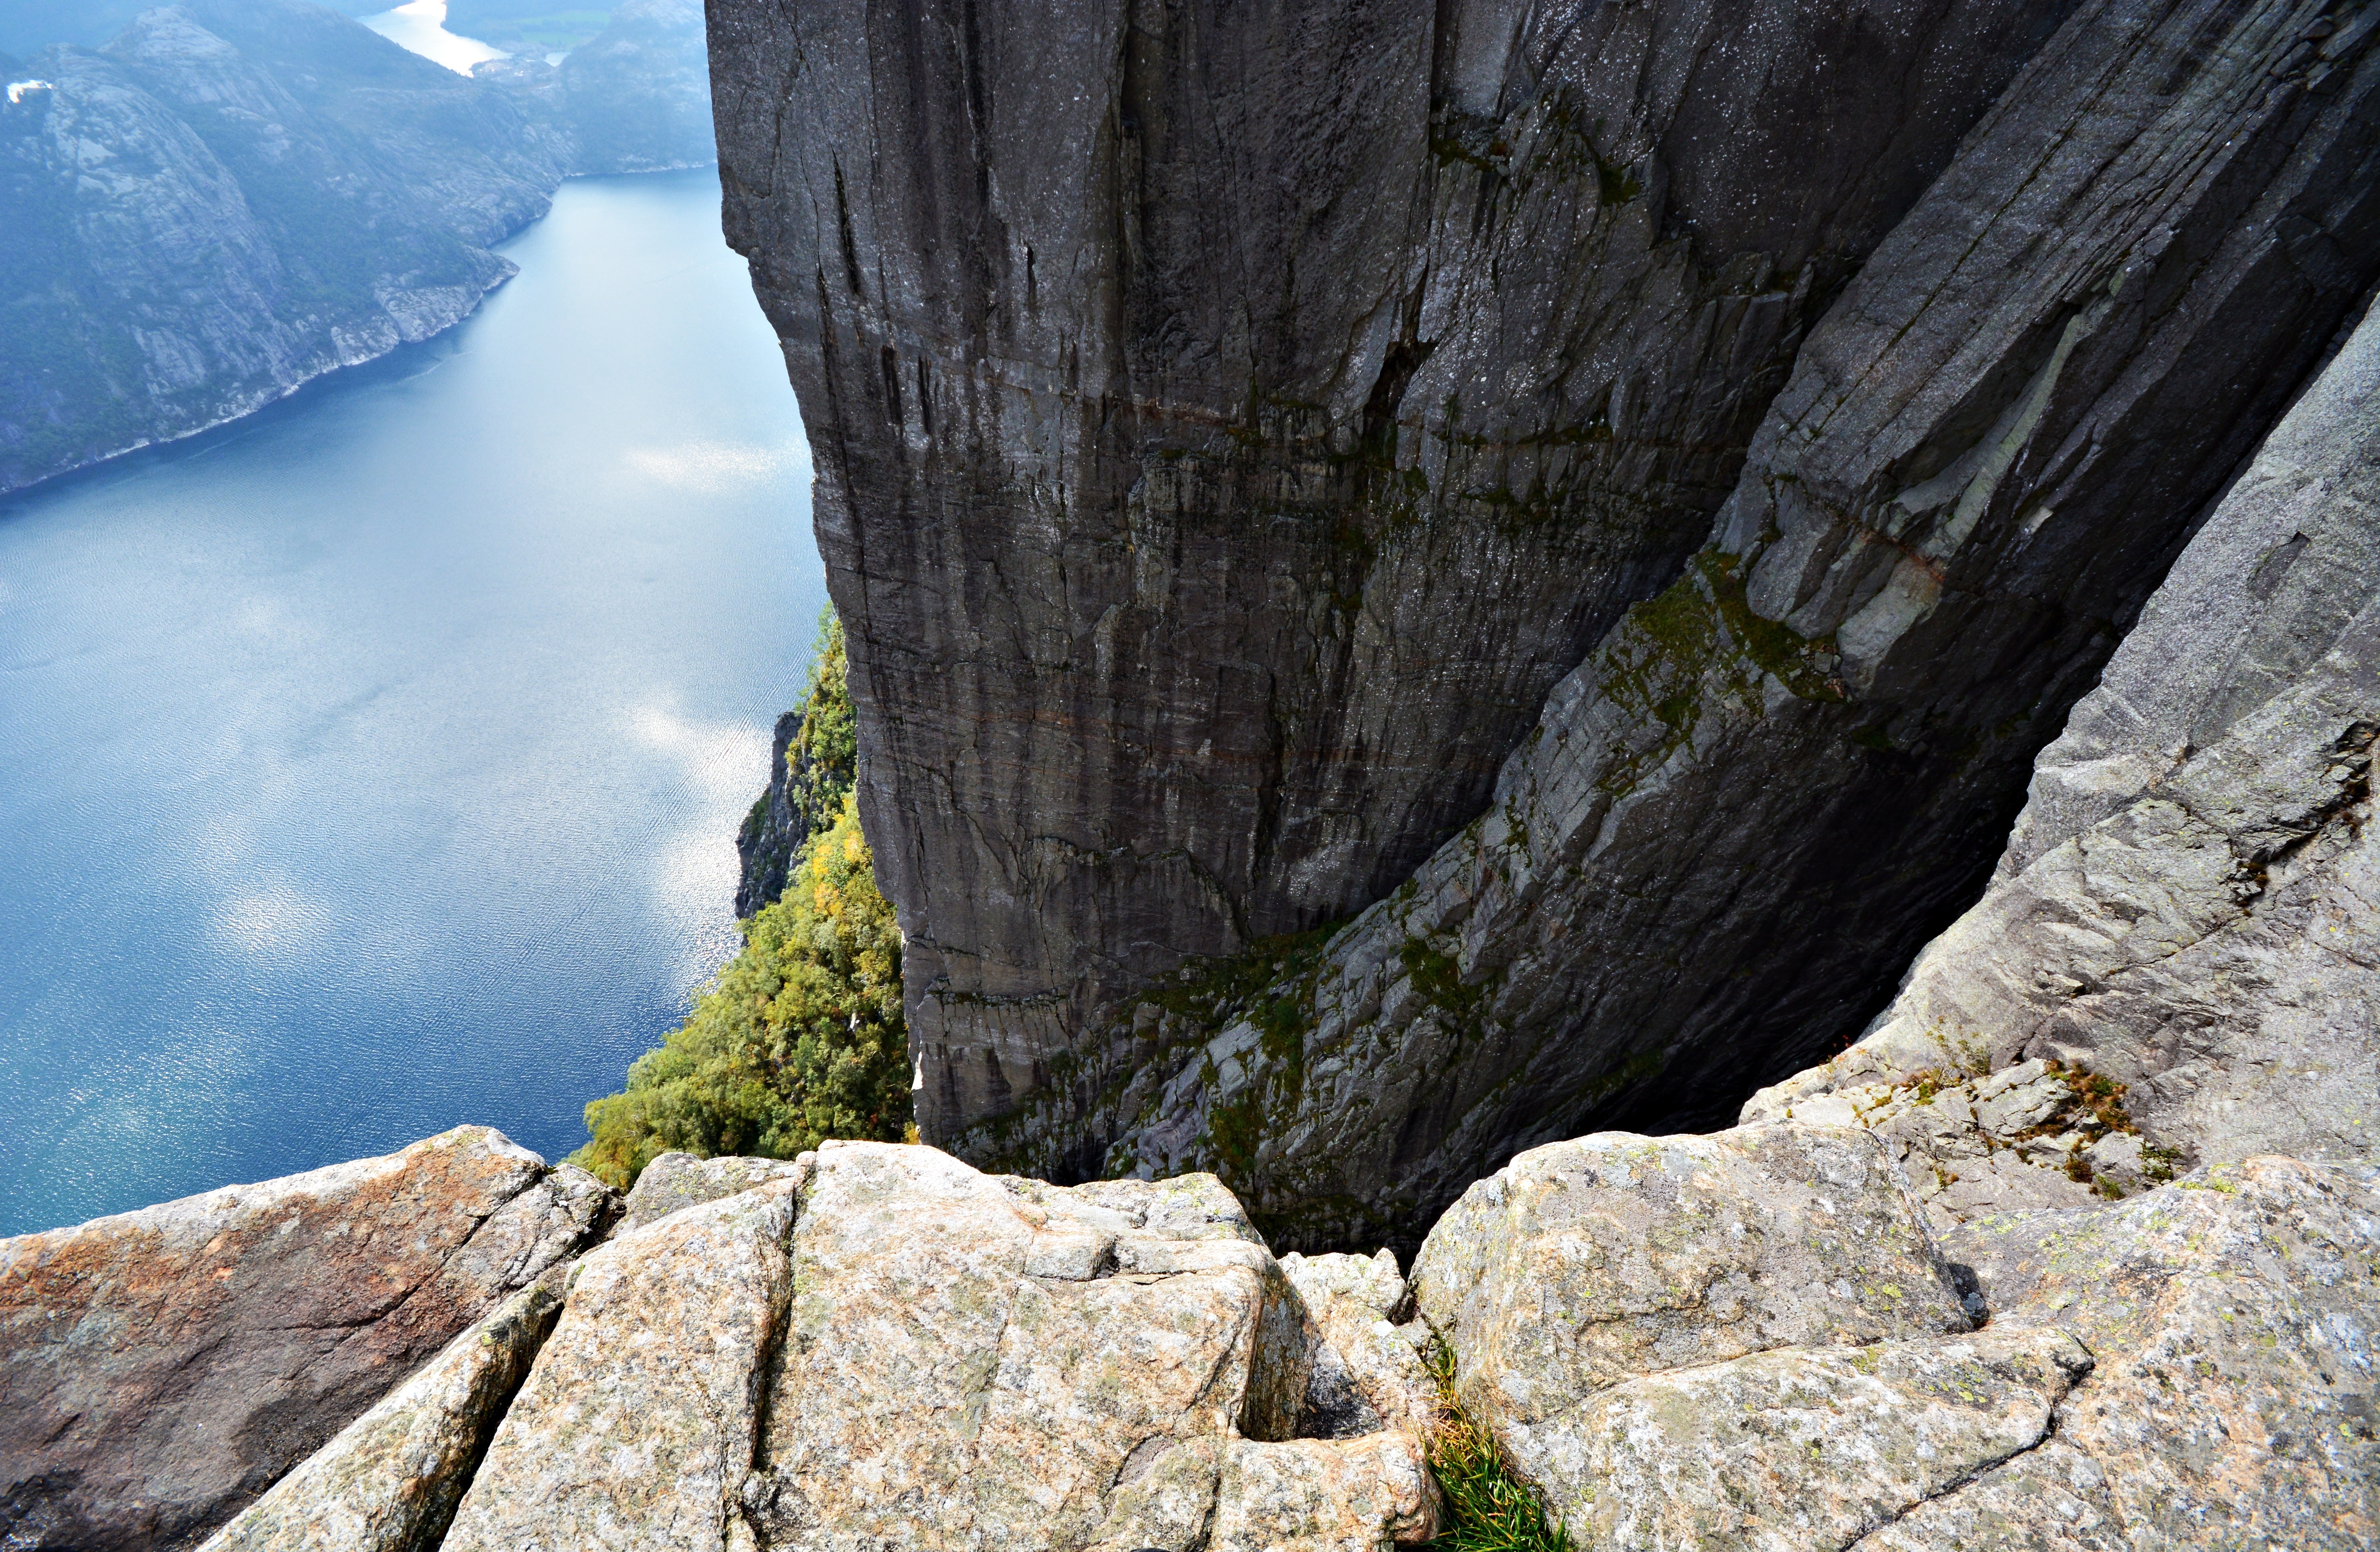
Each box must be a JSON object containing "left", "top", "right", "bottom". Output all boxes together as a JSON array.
[{"left": 711, "top": 0, "right": 2083, "bottom": 1171}]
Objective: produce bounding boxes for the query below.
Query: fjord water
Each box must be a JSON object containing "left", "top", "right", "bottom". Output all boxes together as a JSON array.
[{"left": 0, "top": 170, "right": 820, "bottom": 1235}]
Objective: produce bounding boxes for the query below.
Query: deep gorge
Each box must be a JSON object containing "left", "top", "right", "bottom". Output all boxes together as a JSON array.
[{"left": 712, "top": 0, "right": 2380, "bottom": 1248}]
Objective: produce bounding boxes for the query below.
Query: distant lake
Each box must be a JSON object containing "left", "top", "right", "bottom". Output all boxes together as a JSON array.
[
  {"left": 363, "top": 0, "right": 505, "bottom": 74},
  {"left": 0, "top": 169, "right": 821, "bottom": 1236}
]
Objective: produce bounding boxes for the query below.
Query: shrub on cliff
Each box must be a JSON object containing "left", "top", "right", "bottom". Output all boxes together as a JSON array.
[
  {"left": 575, "top": 789, "right": 909, "bottom": 1189},
  {"left": 780, "top": 613, "right": 856, "bottom": 846},
  {"left": 736, "top": 610, "right": 858, "bottom": 915}
]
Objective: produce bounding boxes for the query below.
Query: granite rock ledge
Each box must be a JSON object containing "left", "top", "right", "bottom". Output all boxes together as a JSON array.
[{"left": 6, "top": 1115, "right": 2375, "bottom": 1550}]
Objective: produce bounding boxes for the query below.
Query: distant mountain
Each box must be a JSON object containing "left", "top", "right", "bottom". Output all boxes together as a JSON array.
[
  {"left": 445, "top": 0, "right": 617, "bottom": 54},
  {"left": 475, "top": 0, "right": 712, "bottom": 174},
  {"left": 0, "top": 0, "right": 712, "bottom": 495},
  {"left": 0, "top": 0, "right": 383, "bottom": 56}
]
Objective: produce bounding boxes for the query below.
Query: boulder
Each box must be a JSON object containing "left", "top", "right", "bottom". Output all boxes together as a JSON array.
[
  {"left": 1411, "top": 1124, "right": 1975, "bottom": 1474},
  {"left": 195, "top": 1268, "right": 571, "bottom": 1552},
  {"left": 742, "top": 1141, "right": 1435, "bottom": 1552},
  {"left": 1278, "top": 1250, "right": 1437, "bottom": 1437},
  {"left": 0, "top": 1126, "right": 616, "bottom": 1552},
  {"left": 615, "top": 1150, "right": 813, "bottom": 1233},
  {"left": 441, "top": 1182, "right": 798, "bottom": 1552},
  {"left": 1209, "top": 1434, "right": 1437, "bottom": 1552},
  {"left": 1559, "top": 1327, "right": 2091, "bottom": 1550}
]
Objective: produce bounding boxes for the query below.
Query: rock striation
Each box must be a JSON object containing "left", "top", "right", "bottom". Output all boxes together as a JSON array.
[
  {"left": 712, "top": 0, "right": 2088, "bottom": 1172},
  {"left": 1747, "top": 285, "right": 2380, "bottom": 1200},
  {"left": 0, "top": 1126, "right": 616, "bottom": 1552},
  {"left": 714, "top": 0, "right": 2380, "bottom": 1247}
]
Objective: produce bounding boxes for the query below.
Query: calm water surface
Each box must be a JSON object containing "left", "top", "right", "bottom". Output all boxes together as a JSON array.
[
  {"left": 0, "top": 169, "right": 820, "bottom": 1235},
  {"left": 363, "top": 0, "right": 505, "bottom": 74}
]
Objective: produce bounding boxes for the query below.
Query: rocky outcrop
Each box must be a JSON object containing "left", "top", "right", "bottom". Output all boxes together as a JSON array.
[
  {"left": 712, "top": 0, "right": 2087, "bottom": 1172},
  {"left": 85, "top": 1139, "right": 1437, "bottom": 1552},
  {"left": 0, "top": 1126, "right": 617, "bottom": 1552},
  {"left": 735, "top": 1143, "right": 1435, "bottom": 1552},
  {"left": 443, "top": 1182, "right": 799, "bottom": 1552},
  {"left": 1747, "top": 286, "right": 2380, "bottom": 1196},
  {"left": 1408, "top": 1126, "right": 2379, "bottom": 1549},
  {"left": 21, "top": 1126, "right": 2374, "bottom": 1552},
  {"left": 196, "top": 1270, "right": 570, "bottom": 1552},
  {"left": 1562, "top": 1328, "right": 2096, "bottom": 1550},
  {"left": 1887, "top": 1156, "right": 2380, "bottom": 1548},
  {"left": 714, "top": 0, "right": 2380, "bottom": 1246}
]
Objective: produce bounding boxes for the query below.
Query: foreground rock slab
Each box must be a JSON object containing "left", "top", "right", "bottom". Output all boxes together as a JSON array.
[
  {"left": 1414, "top": 1120, "right": 2378, "bottom": 1552},
  {"left": 196, "top": 1270, "right": 570, "bottom": 1552},
  {"left": 442, "top": 1182, "right": 798, "bottom": 1552},
  {"left": 0, "top": 1126, "right": 616, "bottom": 1552},
  {"left": 745, "top": 1141, "right": 1435, "bottom": 1552},
  {"left": 1566, "top": 1327, "right": 2091, "bottom": 1550},
  {"left": 1412, "top": 1122, "right": 1974, "bottom": 1477},
  {"left": 1915, "top": 1156, "right": 2380, "bottom": 1550}
]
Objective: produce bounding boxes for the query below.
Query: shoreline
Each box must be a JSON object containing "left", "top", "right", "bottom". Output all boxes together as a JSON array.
[{"left": 0, "top": 163, "right": 721, "bottom": 507}]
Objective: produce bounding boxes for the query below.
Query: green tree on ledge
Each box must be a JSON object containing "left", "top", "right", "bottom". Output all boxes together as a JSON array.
[{"left": 575, "top": 624, "right": 908, "bottom": 1189}]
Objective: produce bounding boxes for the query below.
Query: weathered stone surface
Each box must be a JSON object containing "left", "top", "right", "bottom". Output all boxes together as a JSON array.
[
  {"left": 0, "top": 1126, "right": 615, "bottom": 1552},
  {"left": 1761, "top": 1058, "right": 2159, "bottom": 1231},
  {"left": 1865, "top": 1156, "right": 2380, "bottom": 1549},
  {"left": 1280, "top": 1250, "right": 1437, "bottom": 1437},
  {"left": 1209, "top": 1434, "right": 1437, "bottom": 1552},
  {"left": 1847, "top": 1440, "right": 2129, "bottom": 1552},
  {"left": 710, "top": 0, "right": 2087, "bottom": 1178},
  {"left": 441, "top": 1181, "right": 797, "bottom": 1552},
  {"left": 616, "top": 1150, "right": 813, "bottom": 1234},
  {"left": 1552, "top": 1327, "right": 2091, "bottom": 1551},
  {"left": 743, "top": 1141, "right": 1434, "bottom": 1552},
  {"left": 1409, "top": 1122, "right": 2377, "bottom": 1549},
  {"left": 194, "top": 1268, "right": 570, "bottom": 1552},
  {"left": 1749, "top": 290, "right": 2380, "bottom": 1189},
  {"left": 1059, "top": 0, "right": 2380, "bottom": 1249},
  {"left": 1410, "top": 1124, "right": 1975, "bottom": 1466}
]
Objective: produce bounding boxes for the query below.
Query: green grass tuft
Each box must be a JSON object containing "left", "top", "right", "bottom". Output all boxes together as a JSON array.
[{"left": 1424, "top": 1342, "right": 1576, "bottom": 1552}]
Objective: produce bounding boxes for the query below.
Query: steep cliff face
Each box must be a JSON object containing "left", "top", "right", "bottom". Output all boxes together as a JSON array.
[
  {"left": 716, "top": 0, "right": 2380, "bottom": 1244},
  {"left": 1745, "top": 286, "right": 2380, "bottom": 1197},
  {"left": 712, "top": 0, "right": 2086, "bottom": 1170}
]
